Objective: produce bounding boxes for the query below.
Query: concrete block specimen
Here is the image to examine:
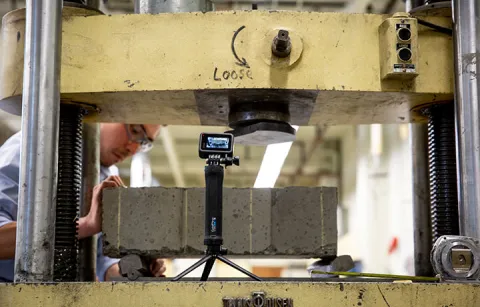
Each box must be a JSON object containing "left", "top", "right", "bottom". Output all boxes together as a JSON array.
[{"left": 102, "top": 187, "right": 337, "bottom": 258}]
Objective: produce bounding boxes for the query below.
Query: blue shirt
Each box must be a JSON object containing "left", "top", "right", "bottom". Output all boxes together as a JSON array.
[{"left": 0, "top": 132, "right": 119, "bottom": 282}]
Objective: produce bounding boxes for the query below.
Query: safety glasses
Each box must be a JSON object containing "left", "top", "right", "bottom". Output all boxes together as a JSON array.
[{"left": 124, "top": 124, "right": 154, "bottom": 152}]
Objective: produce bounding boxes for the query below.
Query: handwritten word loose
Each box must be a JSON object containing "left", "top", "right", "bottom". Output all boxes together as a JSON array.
[{"left": 213, "top": 67, "right": 253, "bottom": 81}]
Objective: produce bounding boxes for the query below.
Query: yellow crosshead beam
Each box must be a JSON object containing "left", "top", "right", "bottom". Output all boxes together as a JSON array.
[
  {"left": 0, "top": 281, "right": 479, "bottom": 307},
  {"left": 0, "top": 8, "right": 453, "bottom": 125}
]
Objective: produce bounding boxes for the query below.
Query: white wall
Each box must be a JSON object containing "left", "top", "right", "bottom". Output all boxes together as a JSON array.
[{"left": 338, "top": 124, "right": 414, "bottom": 275}]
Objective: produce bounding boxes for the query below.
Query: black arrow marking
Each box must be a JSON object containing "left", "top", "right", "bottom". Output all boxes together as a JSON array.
[{"left": 231, "top": 25, "right": 250, "bottom": 68}]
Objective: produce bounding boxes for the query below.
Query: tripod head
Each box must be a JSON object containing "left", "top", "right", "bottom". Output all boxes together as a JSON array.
[{"left": 205, "top": 155, "right": 240, "bottom": 168}]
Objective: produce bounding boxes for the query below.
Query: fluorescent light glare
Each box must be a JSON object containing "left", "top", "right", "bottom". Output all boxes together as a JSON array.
[
  {"left": 370, "top": 124, "right": 383, "bottom": 156},
  {"left": 254, "top": 125, "right": 299, "bottom": 188}
]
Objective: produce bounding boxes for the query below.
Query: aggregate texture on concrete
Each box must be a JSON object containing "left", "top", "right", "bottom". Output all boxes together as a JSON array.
[{"left": 102, "top": 187, "right": 337, "bottom": 258}]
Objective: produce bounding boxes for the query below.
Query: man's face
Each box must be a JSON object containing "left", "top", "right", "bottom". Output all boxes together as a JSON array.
[{"left": 99, "top": 123, "right": 161, "bottom": 167}]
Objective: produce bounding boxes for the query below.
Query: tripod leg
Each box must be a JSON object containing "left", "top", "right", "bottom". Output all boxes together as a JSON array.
[
  {"left": 217, "top": 255, "right": 262, "bottom": 281},
  {"left": 172, "top": 255, "right": 211, "bottom": 281},
  {"left": 200, "top": 257, "right": 216, "bottom": 281}
]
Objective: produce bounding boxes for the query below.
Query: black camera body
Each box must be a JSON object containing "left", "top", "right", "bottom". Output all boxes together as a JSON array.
[{"left": 198, "top": 133, "right": 234, "bottom": 159}]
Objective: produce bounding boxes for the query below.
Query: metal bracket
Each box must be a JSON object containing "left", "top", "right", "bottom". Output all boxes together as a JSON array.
[
  {"left": 118, "top": 254, "right": 152, "bottom": 281},
  {"left": 307, "top": 255, "right": 354, "bottom": 278},
  {"left": 431, "top": 235, "right": 480, "bottom": 280}
]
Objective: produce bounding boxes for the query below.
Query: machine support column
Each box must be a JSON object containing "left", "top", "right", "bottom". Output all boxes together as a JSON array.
[
  {"left": 14, "top": 0, "right": 63, "bottom": 282},
  {"left": 134, "top": 0, "right": 213, "bottom": 14},
  {"left": 406, "top": 0, "right": 434, "bottom": 277},
  {"left": 78, "top": 123, "right": 99, "bottom": 281},
  {"left": 453, "top": 0, "right": 480, "bottom": 239},
  {"left": 409, "top": 123, "right": 434, "bottom": 276}
]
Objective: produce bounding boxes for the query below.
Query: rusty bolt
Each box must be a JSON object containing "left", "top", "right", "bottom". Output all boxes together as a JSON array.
[{"left": 272, "top": 29, "right": 292, "bottom": 58}]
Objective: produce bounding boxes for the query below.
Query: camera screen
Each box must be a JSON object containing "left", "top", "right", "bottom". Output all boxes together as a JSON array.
[
  {"left": 206, "top": 136, "right": 230, "bottom": 149},
  {"left": 199, "top": 133, "right": 234, "bottom": 158}
]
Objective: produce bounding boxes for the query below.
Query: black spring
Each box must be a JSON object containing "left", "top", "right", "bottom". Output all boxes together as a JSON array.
[
  {"left": 426, "top": 102, "right": 459, "bottom": 244},
  {"left": 53, "top": 104, "right": 84, "bottom": 281}
]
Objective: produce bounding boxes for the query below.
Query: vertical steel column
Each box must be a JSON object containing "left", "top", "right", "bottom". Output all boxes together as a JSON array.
[
  {"left": 406, "top": 0, "right": 412, "bottom": 12},
  {"left": 78, "top": 123, "right": 99, "bottom": 281},
  {"left": 453, "top": 0, "right": 480, "bottom": 239},
  {"left": 135, "top": 0, "right": 213, "bottom": 14},
  {"left": 409, "top": 124, "right": 434, "bottom": 276},
  {"left": 14, "top": 0, "right": 63, "bottom": 282},
  {"left": 406, "top": 0, "right": 434, "bottom": 277}
]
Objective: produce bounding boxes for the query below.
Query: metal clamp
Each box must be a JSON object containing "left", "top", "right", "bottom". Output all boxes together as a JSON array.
[
  {"left": 307, "top": 255, "right": 354, "bottom": 278},
  {"left": 118, "top": 254, "right": 153, "bottom": 281},
  {"left": 431, "top": 235, "right": 480, "bottom": 280}
]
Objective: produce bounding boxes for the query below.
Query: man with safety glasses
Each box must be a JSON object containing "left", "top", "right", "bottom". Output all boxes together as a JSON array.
[{"left": 0, "top": 123, "right": 164, "bottom": 281}]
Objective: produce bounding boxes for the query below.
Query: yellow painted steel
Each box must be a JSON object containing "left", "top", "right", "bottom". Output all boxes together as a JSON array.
[
  {"left": 0, "top": 9, "right": 453, "bottom": 125},
  {"left": 0, "top": 281, "right": 479, "bottom": 306}
]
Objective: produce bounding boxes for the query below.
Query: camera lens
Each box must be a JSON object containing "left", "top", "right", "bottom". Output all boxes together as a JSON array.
[
  {"left": 397, "top": 27, "right": 411, "bottom": 41},
  {"left": 398, "top": 48, "right": 412, "bottom": 62}
]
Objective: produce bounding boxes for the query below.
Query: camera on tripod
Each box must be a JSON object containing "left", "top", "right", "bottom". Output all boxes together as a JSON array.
[{"left": 172, "top": 132, "right": 260, "bottom": 282}]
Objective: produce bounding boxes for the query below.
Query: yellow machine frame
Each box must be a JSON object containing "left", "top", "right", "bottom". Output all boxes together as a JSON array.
[
  {"left": 0, "top": 7, "right": 477, "bottom": 307},
  {"left": 0, "top": 8, "right": 453, "bottom": 125},
  {"left": 1, "top": 281, "right": 480, "bottom": 306}
]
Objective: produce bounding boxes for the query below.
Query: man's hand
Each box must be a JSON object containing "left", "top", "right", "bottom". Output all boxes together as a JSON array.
[
  {"left": 150, "top": 258, "right": 167, "bottom": 277},
  {"left": 78, "top": 175, "right": 125, "bottom": 239},
  {"left": 105, "top": 263, "right": 121, "bottom": 281},
  {"left": 0, "top": 222, "right": 17, "bottom": 259}
]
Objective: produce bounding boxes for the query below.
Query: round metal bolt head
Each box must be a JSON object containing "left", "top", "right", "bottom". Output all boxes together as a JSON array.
[{"left": 272, "top": 29, "right": 292, "bottom": 58}]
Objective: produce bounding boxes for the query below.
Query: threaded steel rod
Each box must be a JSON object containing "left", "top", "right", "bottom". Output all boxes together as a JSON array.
[
  {"left": 53, "top": 104, "right": 84, "bottom": 281},
  {"left": 426, "top": 103, "right": 460, "bottom": 243}
]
